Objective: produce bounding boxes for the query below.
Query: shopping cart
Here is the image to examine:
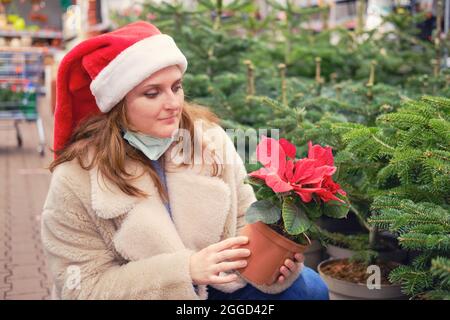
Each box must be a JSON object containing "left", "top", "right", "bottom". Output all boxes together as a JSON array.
[{"left": 0, "top": 47, "right": 46, "bottom": 156}]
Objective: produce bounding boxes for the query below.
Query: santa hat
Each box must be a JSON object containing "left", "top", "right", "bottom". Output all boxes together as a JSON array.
[{"left": 53, "top": 21, "right": 188, "bottom": 155}]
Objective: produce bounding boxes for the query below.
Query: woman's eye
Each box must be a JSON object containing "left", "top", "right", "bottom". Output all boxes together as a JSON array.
[
  {"left": 144, "top": 92, "right": 158, "bottom": 98},
  {"left": 144, "top": 85, "right": 182, "bottom": 98}
]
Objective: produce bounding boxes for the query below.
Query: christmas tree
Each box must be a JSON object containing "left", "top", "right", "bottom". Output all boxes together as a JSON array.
[{"left": 341, "top": 95, "right": 450, "bottom": 299}]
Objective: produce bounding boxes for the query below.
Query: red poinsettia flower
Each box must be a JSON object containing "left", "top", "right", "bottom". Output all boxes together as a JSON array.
[{"left": 249, "top": 136, "right": 346, "bottom": 203}]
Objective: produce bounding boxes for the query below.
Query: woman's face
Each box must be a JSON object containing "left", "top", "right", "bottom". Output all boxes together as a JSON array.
[{"left": 124, "top": 65, "right": 184, "bottom": 138}]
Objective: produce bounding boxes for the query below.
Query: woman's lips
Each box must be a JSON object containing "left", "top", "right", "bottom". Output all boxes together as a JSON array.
[{"left": 159, "top": 115, "right": 177, "bottom": 123}]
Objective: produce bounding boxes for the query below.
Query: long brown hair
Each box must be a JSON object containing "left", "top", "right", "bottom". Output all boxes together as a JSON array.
[{"left": 48, "top": 101, "right": 221, "bottom": 202}]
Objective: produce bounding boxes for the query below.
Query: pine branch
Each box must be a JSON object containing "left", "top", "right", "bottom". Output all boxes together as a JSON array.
[
  {"left": 388, "top": 265, "right": 434, "bottom": 296},
  {"left": 411, "top": 252, "right": 436, "bottom": 270},
  {"left": 429, "top": 119, "right": 450, "bottom": 143},
  {"left": 431, "top": 257, "right": 450, "bottom": 288},
  {"left": 398, "top": 233, "right": 450, "bottom": 251},
  {"left": 377, "top": 113, "right": 429, "bottom": 130},
  {"left": 371, "top": 197, "right": 450, "bottom": 228},
  {"left": 422, "top": 289, "right": 450, "bottom": 300},
  {"left": 312, "top": 224, "right": 370, "bottom": 251},
  {"left": 421, "top": 96, "right": 450, "bottom": 115}
]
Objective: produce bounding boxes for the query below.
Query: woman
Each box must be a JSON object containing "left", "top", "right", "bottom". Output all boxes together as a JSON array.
[{"left": 41, "top": 21, "right": 328, "bottom": 300}]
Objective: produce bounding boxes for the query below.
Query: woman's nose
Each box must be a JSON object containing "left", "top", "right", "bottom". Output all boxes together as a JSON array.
[{"left": 164, "top": 92, "right": 181, "bottom": 109}]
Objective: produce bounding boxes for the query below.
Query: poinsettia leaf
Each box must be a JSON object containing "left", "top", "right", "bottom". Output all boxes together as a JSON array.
[
  {"left": 244, "top": 176, "right": 265, "bottom": 186},
  {"left": 255, "top": 186, "right": 278, "bottom": 201},
  {"left": 323, "top": 195, "right": 350, "bottom": 219},
  {"left": 282, "top": 198, "right": 312, "bottom": 235},
  {"left": 300, "top": 199, "right": 323, "bottom": 220},
  {"left": 245, "top": 200, "right": 281, "bottom": 224},
  {"left": 279, "top": 138, "right": 297, "bottom": 159}
]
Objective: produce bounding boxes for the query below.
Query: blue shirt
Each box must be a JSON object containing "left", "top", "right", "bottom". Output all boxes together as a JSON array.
[
  {"left": 151, "top": 159, "right": 199, "bottom": 293},
  {"left": 150, "top": 159, "right": 172, "bottom": 218}
]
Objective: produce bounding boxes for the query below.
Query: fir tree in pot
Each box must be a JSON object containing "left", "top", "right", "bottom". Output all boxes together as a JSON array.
[
  {"left": 318, "top": 96, "right": 450, "bottom": 300},
  {"left": 236, "top": 136, "right": 349, "bottom": 285}
]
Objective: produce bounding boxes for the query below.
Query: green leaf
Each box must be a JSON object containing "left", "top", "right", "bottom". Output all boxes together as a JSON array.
[
  {"left": 245, "top": 200, "right": 281, "bottom": 224},
  {"left": 300, "top": 199, "right": 323, "bottom": 220},
  {"left": 197, "top": 0, "right": 215, "bottom": 10},
  {"left": 255, "top": 185, "right": 278, "bottom": 202},
  {"left": 323, "top": 195, "right": 350, "bottom": 219},
  {"left": 282, "top": 198, "right": 312, "bottom": 235},
  {"left": 244, "top": 176, "right": 264, "bottom": 186}
]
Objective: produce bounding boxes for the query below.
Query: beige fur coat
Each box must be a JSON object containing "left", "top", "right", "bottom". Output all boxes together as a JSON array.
[{"left": 41, "top": 123, "right": 302, "bottom": 300}]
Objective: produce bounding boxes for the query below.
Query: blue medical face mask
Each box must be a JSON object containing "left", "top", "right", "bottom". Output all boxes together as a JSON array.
[{"left": 123, "top": 130, "right": 175, "bottom": 161}]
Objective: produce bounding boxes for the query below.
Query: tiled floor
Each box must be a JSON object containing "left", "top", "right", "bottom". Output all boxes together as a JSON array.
[{"left": 0, "top": 96, "right": 54, "bottom": 299}]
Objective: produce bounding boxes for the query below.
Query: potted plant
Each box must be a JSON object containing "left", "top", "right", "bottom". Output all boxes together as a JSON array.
[
  {"left": 236, "top": 135, "right": 349, "bottom": 285},
  {"left": 317, "top": 95, "right": 450, "bottom": 300}
]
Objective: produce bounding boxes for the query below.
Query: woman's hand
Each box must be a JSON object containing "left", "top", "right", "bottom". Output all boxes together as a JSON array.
[
  {"left": 189, "top": 236, "right": 251, "bottom": 285},
  {"left": 276, "top": 253, "right": 304, "bottom": 284}
]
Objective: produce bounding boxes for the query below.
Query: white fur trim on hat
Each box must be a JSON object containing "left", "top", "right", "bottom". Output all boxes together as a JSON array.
[{"left": 90, "top": 34, "right": 188, "bottom": 113}]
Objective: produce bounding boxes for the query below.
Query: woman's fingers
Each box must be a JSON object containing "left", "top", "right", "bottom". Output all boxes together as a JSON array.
[
  {"left": 294, "top": 253, "right": 304, "bottom": 263},
  {"left": 191, "top": 237, "right": 251, "bottom": 286},
  {"left": 210, "top": 273, "right": 239, "bottom": 284},
  {"left": 211, "top": 236, "right": 248, "bottom": 252},
  {"left": 215, "top": 248, "right": 251, "bottom": 263},
  {"left": 280, "top": 265, "right": 291, "bottom": 278},
  {"left": 278, "top": 275, "right": 285, "bottom": 283},
  {"left": 216, "top": 260, "right": 247, "bottom": 273},
  {"left": 284, "top": 259, "right": 297, "bottom": 272}
]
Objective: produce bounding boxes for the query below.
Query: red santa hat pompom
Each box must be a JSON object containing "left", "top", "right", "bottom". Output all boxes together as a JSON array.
[{"left": 53, "top": 21, "right": 188, "bottom": 155}]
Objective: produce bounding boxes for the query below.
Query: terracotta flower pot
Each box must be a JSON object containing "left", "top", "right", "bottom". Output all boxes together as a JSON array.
[{"left": 235, "top": 222, "right": 310, "bottom": 285}]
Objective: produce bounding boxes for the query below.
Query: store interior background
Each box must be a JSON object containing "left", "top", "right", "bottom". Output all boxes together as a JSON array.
[{"left": 0, "top": 0, "right": 448, "bottom": 300}]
